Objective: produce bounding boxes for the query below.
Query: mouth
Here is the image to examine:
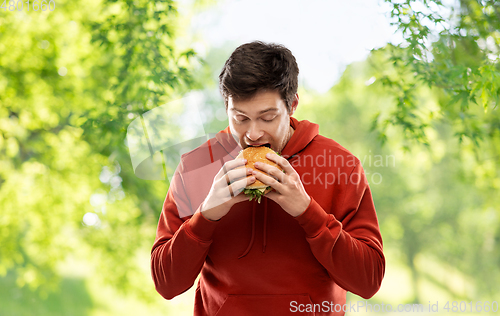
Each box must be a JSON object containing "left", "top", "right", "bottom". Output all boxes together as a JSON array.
[{"left": 247, "top": 143, "right": 271, "bottom": 148}]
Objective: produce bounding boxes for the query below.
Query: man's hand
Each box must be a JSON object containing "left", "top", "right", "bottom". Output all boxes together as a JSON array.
[
  {"left": 201, "top": 159, "right": 256, "bottom": 221},
  {"left": 252, "top": 153, "right": 311, "bottom": 217}
]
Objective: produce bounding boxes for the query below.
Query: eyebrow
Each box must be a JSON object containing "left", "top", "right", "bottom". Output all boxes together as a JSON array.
[{"left": 230, "top": 107, "right": 279, "bottom": 115}]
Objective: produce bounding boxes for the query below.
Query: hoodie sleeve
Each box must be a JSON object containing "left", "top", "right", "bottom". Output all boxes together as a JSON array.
[
  {"left": 295, "top": 161, "right": 385, "bottom": 299},
  {"left": 150, "top": 165, "right": 219, "bottom": 300}
]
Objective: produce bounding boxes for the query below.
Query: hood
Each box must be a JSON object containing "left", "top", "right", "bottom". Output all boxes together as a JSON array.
[{"left": 214, "top": 117, "right": 320, "bottom": 258}]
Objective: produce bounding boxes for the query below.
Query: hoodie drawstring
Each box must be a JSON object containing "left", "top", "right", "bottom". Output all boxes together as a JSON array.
[
  {"left": 262, "top": 198, "right": 268, "bottom": 253},
  {"left": 238, "top": 198, "right": 268, "bottom": 258},
  {"left": 238, "top": 201, "right": 256, "bottom": 258}
]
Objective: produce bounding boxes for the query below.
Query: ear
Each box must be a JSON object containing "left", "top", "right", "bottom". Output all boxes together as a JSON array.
[{"left": 290, "top": 93, "right": 299, "bottom": 115}]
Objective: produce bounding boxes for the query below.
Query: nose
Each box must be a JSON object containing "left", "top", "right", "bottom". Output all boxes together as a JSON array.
[{"left": 246, "top": 122, "right": 264, "bottom": 141}]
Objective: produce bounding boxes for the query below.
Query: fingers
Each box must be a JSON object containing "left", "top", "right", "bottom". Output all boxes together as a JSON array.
[
  {"left": 253, "top": 161, "right": 286, "bottom": 183},
  {"left": 263, "top": 153, "right": 294, "bottom": 175},
  {"left": 251, "top": 169, "right": 281, "bottom": 194},
  {"left": 202, "top": 158, "right": 254, "bottom": 215},
  {"left": 217, "top": 163, "right": 256, "bottom": 198},
  {"left": 223, "top": 167, "right": 253, "bottom": 186},
  {"left": 226, "top": 158, "right": 248, "bottom": 173},
  {"left": 214, "top": 175, "right": 255, "bottom": 204},
  {"left": 216, "top": 158, "right": 247, "bottom": 180},
  {"left": 228, "top": 175, "right": 256, "bottom": 196}
]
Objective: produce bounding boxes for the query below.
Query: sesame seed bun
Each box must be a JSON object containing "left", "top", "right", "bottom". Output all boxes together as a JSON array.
[{"left": 235, "top": 146, "right": 283, "bottom": 190}]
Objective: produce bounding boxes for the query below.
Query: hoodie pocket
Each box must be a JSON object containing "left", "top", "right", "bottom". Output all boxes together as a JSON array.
[{"left": 215, "top": 293, "right": 314, "bottom": 316}]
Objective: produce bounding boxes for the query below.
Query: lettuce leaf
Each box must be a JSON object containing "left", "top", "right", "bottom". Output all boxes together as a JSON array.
[{"left": 243, "top": 187, "right": 271, "bottom": 203}]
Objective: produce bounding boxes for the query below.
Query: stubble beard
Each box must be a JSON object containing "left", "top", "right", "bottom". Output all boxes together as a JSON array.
[{"left": 277, "top": 125, "right": 294, "bottom": 154}]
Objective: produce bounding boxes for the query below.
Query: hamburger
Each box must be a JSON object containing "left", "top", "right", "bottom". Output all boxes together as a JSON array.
[{"left": 235, "top": 146, "right": 283, "bottom": 203}]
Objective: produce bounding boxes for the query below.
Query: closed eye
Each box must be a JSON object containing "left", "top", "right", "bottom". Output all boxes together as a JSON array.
[
  {"left": 234, "top": 115, "right": 275, "bottom": 122},
  {"left": 261, "top": 115, "right": 276, "bottom": 122},
  {"left": 235, "top": 115, "right": 249, "bottom": 122}
]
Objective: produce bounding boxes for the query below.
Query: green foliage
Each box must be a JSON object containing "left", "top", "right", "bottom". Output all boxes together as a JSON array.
[
  {"left": 374, "top": 0, "right": 500, "bottom": 154},
  {"left": 0, "top": 0, "right": 201, "bottom": 308},
  {"left": 372, "top": 6, "right": 500, "bottom": 299},
  {"left": 296, "top": 50, "right": 500, "bottom": 302},
  {"left": 0, "top": 271, "right": 92, "bottom": 316},
  {"left": 2, "top": 0, "right": 499, "bottom": 312},
  {"left": 83, "top": 0, "right": 198, "bottom": 144}
]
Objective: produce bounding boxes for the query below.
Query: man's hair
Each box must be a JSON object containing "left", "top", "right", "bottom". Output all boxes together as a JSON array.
[{"left": 219, "top": 41, "right": 299, "bottom": 113}]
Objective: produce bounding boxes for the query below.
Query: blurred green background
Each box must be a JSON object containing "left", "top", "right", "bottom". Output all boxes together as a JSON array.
[{"left": 0, "top": 0, "right": 499, "bottom": 315}]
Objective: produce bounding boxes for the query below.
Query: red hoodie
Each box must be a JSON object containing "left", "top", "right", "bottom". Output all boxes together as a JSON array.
[{"left": 151, "top": 117, "right": 385, "bottom": 315}]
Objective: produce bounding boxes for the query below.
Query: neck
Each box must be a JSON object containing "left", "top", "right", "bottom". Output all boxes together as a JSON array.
[{"left": 288, "top": 125, "right": 295, "bottom": 139}]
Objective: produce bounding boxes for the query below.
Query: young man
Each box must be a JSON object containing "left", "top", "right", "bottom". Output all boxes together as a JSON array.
[{"left": 151, "top": 41, "right": 385, "bottom": 315}]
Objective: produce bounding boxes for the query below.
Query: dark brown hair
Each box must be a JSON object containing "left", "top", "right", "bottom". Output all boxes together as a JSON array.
[{"left": 219, "top": 41, "right": 299, "bottom": 113}]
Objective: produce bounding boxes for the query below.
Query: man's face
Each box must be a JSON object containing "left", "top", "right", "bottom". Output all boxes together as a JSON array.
[{"left": 227, "top": 90, "right": 297, "bottom": 153}]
